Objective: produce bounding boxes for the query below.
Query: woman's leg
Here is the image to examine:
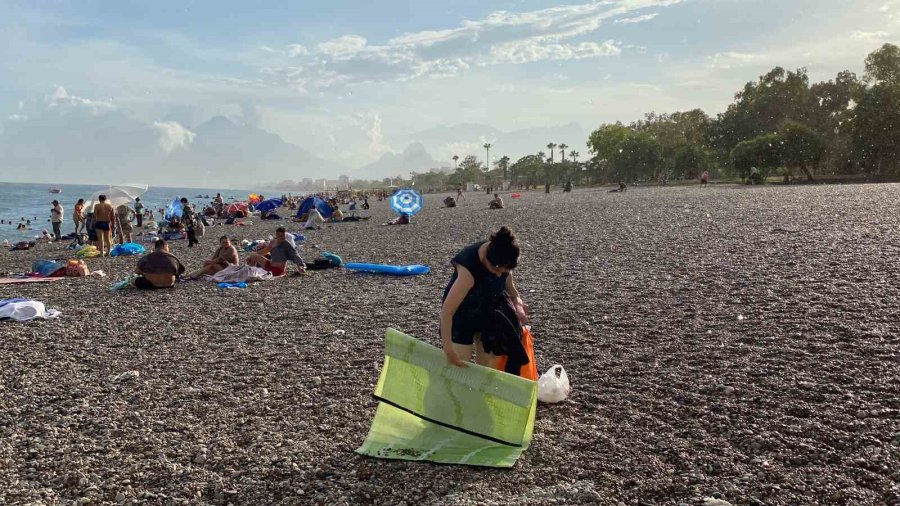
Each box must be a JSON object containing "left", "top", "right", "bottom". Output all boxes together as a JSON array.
[{"left": 474, "top": 335, "right": 501, "bottom": 369}]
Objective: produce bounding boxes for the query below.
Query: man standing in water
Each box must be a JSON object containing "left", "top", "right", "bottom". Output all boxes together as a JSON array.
[{"left": 50, "top": 200, "right": 63, "bottom": 241}]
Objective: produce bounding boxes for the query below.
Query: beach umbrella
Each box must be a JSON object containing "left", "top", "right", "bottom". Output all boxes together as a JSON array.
[
  {"left": 297, "top": 196, "right": 334, "bottom": 219},
  {"left": 390, "top": 189, "right": 423, "bottom": 216},
  {"left": 226, "top": 201, "right": 249, "bottom": 215},
  {"left": 165, "top": 198, "right": 183, "bottom": 220},
  {"left": 84, "top": 184, "right": 148, "bottom": 212},
  {"left": 255, "top": 198, "right": 283, "bottom": 213}
]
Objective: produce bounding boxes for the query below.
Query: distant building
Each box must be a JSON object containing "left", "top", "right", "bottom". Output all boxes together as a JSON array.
[{"left": 339, "top": 174, "right": 350, "bottom": 191}]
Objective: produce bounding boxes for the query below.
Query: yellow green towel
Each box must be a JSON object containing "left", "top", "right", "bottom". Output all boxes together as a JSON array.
[{"left": 356, "top": 328, "right": 537, "bottom": 468}]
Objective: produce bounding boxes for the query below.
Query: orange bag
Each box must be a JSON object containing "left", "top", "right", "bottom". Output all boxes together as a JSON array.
[{"left": 495, "top": 327, "right": 538, "bottom": 381}]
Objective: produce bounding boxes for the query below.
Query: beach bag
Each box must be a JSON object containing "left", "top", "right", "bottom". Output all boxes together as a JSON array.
[
  {"left": 65, "top": 259, "right": 90, "bottom": 277},
  {"left": 33, "top": 259, "right": 66, "bottom": 277},
  {"left": 537, "top": 365, "right": 570, "bottom": 403},
  {"left": 495, "top": 326, "right": 538, "bottom": 381},
  {"left": 110, "top": 243, "right": 145, "bottom": 257}
]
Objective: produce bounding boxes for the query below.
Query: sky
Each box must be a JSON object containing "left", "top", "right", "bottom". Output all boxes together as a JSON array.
[{"left": 0, "top": 0, "right": 897, "bottom": 185}]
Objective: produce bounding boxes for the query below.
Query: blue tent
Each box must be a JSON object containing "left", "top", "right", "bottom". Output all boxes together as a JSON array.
[
  {"left": 296, "top": 196, "right": 334, "bottom": 219},
  {"left": 256, "top": 198, "right": 283, "bottom": 213}
]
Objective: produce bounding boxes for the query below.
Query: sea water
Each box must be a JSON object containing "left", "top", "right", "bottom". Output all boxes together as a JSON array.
[{"left": 0, "top": 182, "right": 268, "bottom": 242}]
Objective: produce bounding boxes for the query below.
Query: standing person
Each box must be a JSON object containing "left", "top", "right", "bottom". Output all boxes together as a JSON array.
[
  {"left": 134, "top": 198, "right": 144, "bottom": 228},
  {"left": 701, "top": 170, "right": 710, "bottom": 186},
  {"left": 73, "top": 199, "right": 85, "bottom": 235},
  {"left": 246, "top": 227, "right": 306, "bottom": 276},
  {"left": 93, "top": 195, "right": 115, "bottom": 256},
  {"left": 180, "top": 197, "right": 199, "bottom": 247},
  {"left": 457, "top": 187, "right": 465, "bottom": 201},
  {"left": 50, "top": 200, "right": 63, "bottom": 241},
  {"left": 116, "top": 204, "right": 135, "bottom": 244},
  {"left": 440, "top": 226, "right": 528, "bottom": 370}
]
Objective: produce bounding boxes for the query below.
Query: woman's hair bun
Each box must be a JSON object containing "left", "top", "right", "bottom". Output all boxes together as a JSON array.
[{"left": 487, "top": 226, "right": 520, "bottom": 269}]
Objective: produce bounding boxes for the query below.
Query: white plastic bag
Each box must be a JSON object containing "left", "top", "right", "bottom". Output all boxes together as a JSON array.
[{"left": 537, "top": 364, "right": 570, "bottom": 403}]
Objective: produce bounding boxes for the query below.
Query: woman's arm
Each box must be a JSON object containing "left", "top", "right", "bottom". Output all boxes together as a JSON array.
[
  {"left": 440, "top": 265, "right": 474, "bottom": 367},
  {"left": 505, "top": 273, "right": 520, "bottom": 300}
]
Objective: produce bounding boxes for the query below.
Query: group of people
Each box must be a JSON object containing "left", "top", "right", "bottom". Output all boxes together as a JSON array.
[{"left": 131, "top": 226, "right": 307, "bottom": 290}]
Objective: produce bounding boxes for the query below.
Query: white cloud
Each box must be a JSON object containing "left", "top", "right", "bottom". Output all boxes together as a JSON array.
[
  {"left": 286, "top": 44, "right": 308, "bottom": 57},
  {"left": 489, "top": 40, "right": 621, "bottom": 64},
  {"left": 317, "top": 35, "right": 369, "bottom": 61},
  {"left": 707, "top": 51, "right": 767, "bottom": 70},
  {"left": 153, "top": 121, "right": 195, "bottom": 153},
  {"left": 615, "top": 13, "right": 659, "bottom": 24},
  {"left": 850, "top": 30, "right": 889, "bottom": 42},
  {"left": 263, "top": 0, "right": 681, "bottom": 87},
  {"left": 7, "top": 114, "right": 28, "bottom": 121}
]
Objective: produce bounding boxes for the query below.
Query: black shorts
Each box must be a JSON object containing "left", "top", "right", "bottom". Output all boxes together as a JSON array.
[
  {"left": 134, "top": 276, "right": 173, "bottom": 290},
  {"left": 94, "top": 221, "right": 110, "bottom": 231}
]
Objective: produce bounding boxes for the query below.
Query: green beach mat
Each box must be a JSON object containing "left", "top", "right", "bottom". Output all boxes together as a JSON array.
[{"left": 356, "top": 328, "right": 537, "bottom": 468}]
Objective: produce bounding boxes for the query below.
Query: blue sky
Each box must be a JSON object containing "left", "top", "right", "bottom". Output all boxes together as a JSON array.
[{"left": 0, "top": 0, "right": 897, "bottom": 181}]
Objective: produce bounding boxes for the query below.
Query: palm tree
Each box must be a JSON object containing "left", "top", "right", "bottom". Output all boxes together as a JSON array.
[
  {"left": 483, "top": 143, "right": 492, "bottom": 170},
  {"left": 496, "top": 155, "right": 511, "bottom": 180},
  {"left": 452, "top": 155, "right": 459, "bottom": 169},
  {"left": 558, "top": 144, "right": 568, "bottom": 162},
  {"left": 546, "top": 143, "right": 556, "bottom": 163},
  {"left": 571, "top": 151, "right": 579, "bottom": 163},
  {"left": 537, "top": 151, "right": 545, "bottom": 162}
]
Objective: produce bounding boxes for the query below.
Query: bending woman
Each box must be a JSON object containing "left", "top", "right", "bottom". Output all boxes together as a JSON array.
[{"left": 441, "top": 226, "right": 528, "bottom": 369}]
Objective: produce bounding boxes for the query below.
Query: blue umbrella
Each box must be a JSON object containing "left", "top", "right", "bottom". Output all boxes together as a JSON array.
[
  {"left": 165, "top": 198, "right": 183, "bottom": 220},
  {"left": 296, "top": 196, "right": 334, "bottom": 219},
  {"left": 390, "top": 189, "right": 423, "bottom": 216},
  {"left": 256, "top": 198, "right": 283, "bottom": 213}
]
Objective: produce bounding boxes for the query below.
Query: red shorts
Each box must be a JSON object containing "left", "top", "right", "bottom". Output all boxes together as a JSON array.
[{"left": 264, "top": 260, "right": 285, "bottom": 277}]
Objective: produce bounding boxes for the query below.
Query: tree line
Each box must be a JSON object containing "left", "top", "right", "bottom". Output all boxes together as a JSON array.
[{"left": 387, "top": 43, "right": 900, "bottom": 190}]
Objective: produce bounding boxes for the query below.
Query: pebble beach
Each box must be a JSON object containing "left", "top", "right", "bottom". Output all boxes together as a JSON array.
[{"left": 0, "top": 185, "right": 898, "bottom": 505}]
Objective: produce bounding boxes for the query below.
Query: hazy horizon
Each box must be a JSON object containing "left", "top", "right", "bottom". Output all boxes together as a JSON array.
[{"left": 0, "top": 0, "right": 894, "bottom": 187}]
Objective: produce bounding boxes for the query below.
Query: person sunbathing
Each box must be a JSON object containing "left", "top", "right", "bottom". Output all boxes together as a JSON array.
[
  {"left": 382, "top": 213, "right": 410, "bottom": 226},
  {"left": 185, "top": 235, "right": 239, "bottom": 279},
  {"left": 245, "top": 227, "right": 306, "bottom": 276},
  {"left": 488, "top": 194, "right": 504, "bottom": 209},
  {"left": 133, "top": 239, "right": 185, "bottom": 290},
  {"left": 301, "top": 208, "right": 326, "bottom": 229}
]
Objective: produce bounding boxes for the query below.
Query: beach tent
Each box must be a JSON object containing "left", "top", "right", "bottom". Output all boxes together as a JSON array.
[
  {"left": 296, "top": 196, "right": 334, "bottom": 219},
  {"left": 356, "top": 328, "right": 537, "bottom": 467},
  {"left": 84, "top": 184, "right": 148, "bottom": 212},
  {"left": 255, "top": 198, "right": 283, "bottom": 213},
  {"left": 226, "top": 202, "right": 249, "bottom": 216}
]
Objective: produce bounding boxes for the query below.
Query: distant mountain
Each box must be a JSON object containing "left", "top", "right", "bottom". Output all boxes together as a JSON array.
[
  {"left": 168, "top": 116, "right": 348, "bottom": 185},
  {"left": 354, "top": 142, "right": 444, "bottom": 180}
]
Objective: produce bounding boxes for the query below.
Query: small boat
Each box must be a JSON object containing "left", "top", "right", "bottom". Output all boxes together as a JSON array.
[{"left": 48, "top": 187, "right": 62, "bottom": 194}]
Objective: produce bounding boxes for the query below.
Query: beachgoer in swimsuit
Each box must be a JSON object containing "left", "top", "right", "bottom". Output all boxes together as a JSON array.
[
  {"left": 73, "top": 199, "right": 85, "bottom": 235},
  {"left": 488, "top": 194, "right": 504, "bottom": 209},
  {"left": 93, "top": 195, "right": 115, "bottom": 257},
  {"left": 246, "top": 227, "right": 306, "bottom": 276},
  {"left": 185, "top": 235, "right": 239, "bottom": 279}
]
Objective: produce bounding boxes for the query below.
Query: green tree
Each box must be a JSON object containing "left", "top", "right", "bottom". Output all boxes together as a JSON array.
[
  {"left": 494, "top": 155, "right": 511, "bottom": 179},
  {"left": 864, "top": 43, "right": 900, "bottom": 85},
  {"left": 672, "top": 144, "right": 710, "bottom": 180},
  {"left": 509, "top": 154, "right": 544, "bottom": 185},
  {"left": 587, "top": 123, "right": 632, "bottom": 162},
  {"left": 779, "top": 120, "right": 826, "bottom": 181},
  {"left": 610, "top": 133, "right": 661, "bottom": 182},
  {"left": 730, "top": 133, "right": 781, "bottom": 179}
]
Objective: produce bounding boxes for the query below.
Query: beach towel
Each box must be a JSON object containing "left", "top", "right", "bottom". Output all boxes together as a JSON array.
[
  {"left": 356, "top": 328, "right": 537, "bottom": 468},
  {"left": 210, "top": 265, "right": 273, "bottom": 283},
  {"left": 0, "top": 277, "right": 66, "bottom": 285},
  {"left": 110, "top": 243, "right": 145, "bottom": 257},
  {"left": 0, "top": 300, "right": 61, "bottom": 321}
]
